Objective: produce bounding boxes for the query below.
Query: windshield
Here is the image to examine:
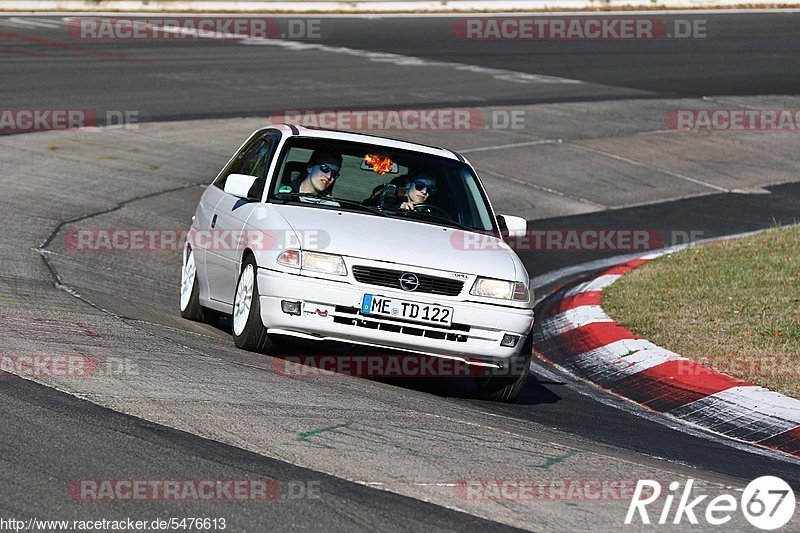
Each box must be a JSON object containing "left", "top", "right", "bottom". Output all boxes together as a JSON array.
[{"left": 267, "top": 137, "right": 497, "bottom": 233}]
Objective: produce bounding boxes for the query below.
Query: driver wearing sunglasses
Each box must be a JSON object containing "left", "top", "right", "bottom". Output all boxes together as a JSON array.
[
  {"left": 400, "top": 175, "right": 438, "bottom": 211},
  {"left": 290, "top": 150, "right": 342, "bottom": 195}
]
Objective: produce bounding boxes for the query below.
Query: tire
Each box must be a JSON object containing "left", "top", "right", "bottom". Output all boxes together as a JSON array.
[
  {"left": 475, "top": 334, "right": 533, "bottom": 402},
  {"left": 232, "top": 255, "right": 273, "bottom": 353},
  {"left": 180, "top": 245, "right": 206, "bottom": 322}
]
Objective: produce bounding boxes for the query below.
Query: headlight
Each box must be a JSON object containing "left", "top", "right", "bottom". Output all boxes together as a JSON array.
[
  {"left": 276, "top": 249, "right": 300, "bottom": 268},
  {"left": 276, "top": 249, "right": 347, "bottom": 276},
  {"left": 301, "top": 251, "right": 347, "bottom": 276},
  {"left": 470, "top": 277, "right": 529, "bottom": 302}
]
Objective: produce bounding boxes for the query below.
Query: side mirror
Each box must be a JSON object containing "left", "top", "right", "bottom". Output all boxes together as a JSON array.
[
  {"left": 224, "top": 174, "right": 260, "bottom": 200},
  {"left": 497, "top": 214, "right": 527, "bottom": 239}
]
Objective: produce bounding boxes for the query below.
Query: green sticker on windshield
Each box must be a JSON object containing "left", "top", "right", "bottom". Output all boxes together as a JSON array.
[{"left": 278, "top": 185, "right": 292, "bottom": 193}]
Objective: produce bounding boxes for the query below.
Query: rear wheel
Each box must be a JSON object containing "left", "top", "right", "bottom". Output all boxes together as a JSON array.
[
  {"left": 475, "top": 334, "right": 533, "bottom": 402},
  {"left": 232, "top": 256, "right": 273, "bottom": 353},
  {"left": 180, "top": 246, "right": 206, "bottom": 322}
]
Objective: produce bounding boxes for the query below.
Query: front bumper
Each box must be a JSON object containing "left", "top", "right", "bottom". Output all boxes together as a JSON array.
[{"left": 257, "top": 268, "right": 534, "bottom": 367}]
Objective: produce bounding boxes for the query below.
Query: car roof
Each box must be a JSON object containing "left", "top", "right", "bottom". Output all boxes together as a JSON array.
[{"left": 266, "top": 123, "right": 465, "bottom": 162}]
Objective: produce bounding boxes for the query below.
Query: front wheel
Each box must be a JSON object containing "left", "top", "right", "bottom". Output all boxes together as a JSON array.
[
  {"left": 232, "top": 256, "right": 273, "bottom": 353},
  {"left": 475, "top": 334, "right": 533, "bottom": 402},
  {"left": 180, "top": 245, "right": 206, "bottom": 322}
]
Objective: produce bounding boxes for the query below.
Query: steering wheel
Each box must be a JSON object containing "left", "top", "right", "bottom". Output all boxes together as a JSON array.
[{"left": 413, "top": 203, "right": 452, "bottom": 220}]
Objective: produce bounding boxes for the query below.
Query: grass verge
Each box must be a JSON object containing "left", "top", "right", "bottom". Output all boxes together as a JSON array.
[{"left": 603, "top": 225, "right": 800, "bottom": 398}]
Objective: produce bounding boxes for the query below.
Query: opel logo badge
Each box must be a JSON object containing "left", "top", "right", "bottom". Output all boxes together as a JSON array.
[{"left": 399, "top": 272, "right": 419, "bottom": 291}]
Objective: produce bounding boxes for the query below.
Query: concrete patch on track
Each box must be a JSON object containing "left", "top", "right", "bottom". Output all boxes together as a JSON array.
[
  {"left": 2, "top": 97, "right": 799, "bottom": 529},
  {"left": 574, "top": 133, "right": 800, "bottom": 193}
]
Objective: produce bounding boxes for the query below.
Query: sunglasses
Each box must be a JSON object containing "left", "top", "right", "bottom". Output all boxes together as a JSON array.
[
  {"left": 317, "top": 164, "right": 340, "bottom": 179},
  {"left": 410, "top": 180, "right": 437, "bottom": 195}
]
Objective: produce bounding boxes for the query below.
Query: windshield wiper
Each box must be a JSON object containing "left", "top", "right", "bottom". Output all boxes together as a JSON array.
[
  {"left": 390, "top": 209, "right": 474, "bottom": 231},
  {"left": 329, "top": 196, "right": 392, "bottom": 217},
  {"left": 275, "top": 192, "right": 323, "bottom": 201},
  {"left": 275, "top": 192, "right": 390, "bottom": 217}
]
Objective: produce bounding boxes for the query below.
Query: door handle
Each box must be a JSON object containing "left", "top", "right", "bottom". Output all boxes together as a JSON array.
[{"left": 211, "top": 214, "right": 217, "bottom": 228}]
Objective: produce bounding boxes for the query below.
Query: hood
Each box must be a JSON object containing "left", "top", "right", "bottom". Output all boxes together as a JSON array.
[{"left": 270, "top": 203, "right": 519, "bottom": 279}]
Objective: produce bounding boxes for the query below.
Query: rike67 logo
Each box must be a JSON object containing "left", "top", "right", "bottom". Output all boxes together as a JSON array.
[{"left": 626, "top": 477, "right": 795, "bottom": 530}]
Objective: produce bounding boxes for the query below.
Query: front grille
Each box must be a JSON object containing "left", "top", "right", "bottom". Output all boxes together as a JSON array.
[
  {"left": 336, "top": 305, "right": 470, "bottom": 332},
  {"left": 352, "top": 266, "right": 464, "bottom": 296},
  {"left": 333, "top": 305, "right": 471, "bottom": 342},
  {"left": 332, "top": 314, "right": 468, "bottom": 342}
]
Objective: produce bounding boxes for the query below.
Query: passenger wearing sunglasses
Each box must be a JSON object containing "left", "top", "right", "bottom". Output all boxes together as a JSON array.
[
  {"left": 399, "top": 176, "right": 437, "bottom": 211},
  {"left": 290, "top": 150, "right": 342, "bottom": 195}
]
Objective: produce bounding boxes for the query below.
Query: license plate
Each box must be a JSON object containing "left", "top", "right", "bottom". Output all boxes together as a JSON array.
[{"left": 361, "top": 294, "right": 453, "bottom": 326}]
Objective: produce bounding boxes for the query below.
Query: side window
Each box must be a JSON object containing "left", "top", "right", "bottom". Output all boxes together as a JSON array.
[{"left": 214, "top": 130, "right": 280, "bottom": 191}]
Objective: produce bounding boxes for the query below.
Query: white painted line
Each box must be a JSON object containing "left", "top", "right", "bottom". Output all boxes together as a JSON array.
[
  {"left": 563, "top": 274, "right": 621, "bottom": 297},
  {"left": 476, "top": 167, "right": 607, "bottom": 209},
  {"left": 570, "top": 142, "right": 731, "bottom": 193},
  {"left": 639, "top": 249, "right": 673, "bottom": 260},
  {"left": 669, "top": 386, "right": 800, "bottom": 442},
  {"left": 5, "top": 16, "right": 66, "bottom": 28},
  {"left": 537, "top": 304, "right": 612, "bottom": 339},
  {"left": 674, "top": 386, "right": 800, "bottom": 425},
  {"left": 568, "top": 339, "right": 683, "bottom": 385},
  {"left": 69, "top": 15, "right": 582, "bottom": 86},
  {"left": 701, "top": 95, "right": 766, "bottom": 110},
  {"left": 459, "top": 138, "right": 560, "bottom": 154},
  {"left": 239, "top": 38, "right": 582, "bottom": 85}
]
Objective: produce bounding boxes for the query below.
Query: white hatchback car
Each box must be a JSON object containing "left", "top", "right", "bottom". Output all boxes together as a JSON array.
[{"left": 181, "top": 125, "right": 534, "bottom": 401}]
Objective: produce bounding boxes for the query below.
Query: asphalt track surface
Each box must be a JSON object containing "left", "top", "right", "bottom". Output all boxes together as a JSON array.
[
  {"left": 0, "top": 13, "right": 798, "bottom": 121},
  {"left": 1, "top": 11, "right": 800, "bottom": 532}
]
